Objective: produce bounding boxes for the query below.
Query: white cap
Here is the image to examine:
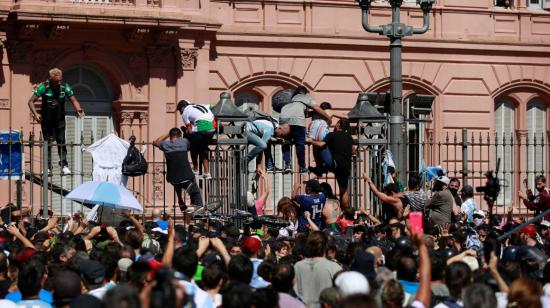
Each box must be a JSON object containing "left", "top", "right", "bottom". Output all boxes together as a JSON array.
[
  {"left": 334, "top": 271, "right": 370, "bottom": 298},
  {"left": 541, "top": 220, "right": 550, "bottom": 228},
  {"left": 461, "top": 256, "right": 479, "bottom": 272},
  {"left": 436, "top": 176, "right": 450, "bottom": 185},
  {"left": 473, "top": 210, "right": 486, "bottom": 218}
]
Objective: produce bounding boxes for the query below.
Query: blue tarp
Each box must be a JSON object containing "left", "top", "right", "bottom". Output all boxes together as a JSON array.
[{"left": 0, "top": 130, "right": 23, "bottom": 180}]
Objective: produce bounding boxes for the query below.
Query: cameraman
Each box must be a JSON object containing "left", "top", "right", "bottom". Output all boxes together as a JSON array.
[{"left": 519, "top": 175, "right": 550, "bottom": 219}]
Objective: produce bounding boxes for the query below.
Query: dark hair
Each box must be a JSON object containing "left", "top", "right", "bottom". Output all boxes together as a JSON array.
[
  {"left": 292, "top": 86, "right": 308, "bottom": 97},
  {"left": 408, "top": 173, "right": 421, "bottom": 190},
  {"left": 222, "top": 283, "right": 254, "bottom": 308},
  {"left": 0, "top": 252, "right": 7, "bottom": 274},
  {"left": 462, "top": 283, "right": 497, "bottom": 308},
  {"left": 445, "top": 261, "right": 472, "bottom": 299},
  {"left": 169, "top": 127, "right": 182, "bottom": 138},
  {"left": 176, "top": 100, "right": 190, "bottom": 112},
  {"left": 150, "top": 267, "right": 176, "bottom": 308},
  {"left": 339, "top": 294, "right": 377, "bottom": 308},
  {"left": 303, "top": 231, "right": 328, "bottom": 258},
  {"left": 320, "top": 182, "right": 336, "bottom": 199},
  {"left": 396, "top": 256, "right": 417, "bottom": 282},
  {"left": 252, "top": 288, "right": 279, "bottom": 308},
  {"left": 337, "top": 118, "right": 350, "bottom": 132},
  {"left": 18, "top": 260, "right": 45, "bottom": 298},
  {"left": 124, "top": 229, "right": 143, "bottom": 250},
  {"left": 271, "top": 263, "right": 295, "bottom": 293},
  {"left": 535, "top": 175, "right": 546, "bottom": 183},
  {"left": 343, "top": 207, "right": 355, "bottom": 220},
  {"left": 173, "top": 247, "right": 198, "bottom": 279},
  {"left": 449, "top": 177, "right": 460, "bottom": 186},
  {"left": 201, "top": 264, "right": 224, "bottom": 290},
  {"left": 320, "top": 102, "right": 332, "bottom": 110},
  {"left": 104, "top": 284, "right": 141, "bottom": 308},
  {"left": 227, "top": 255, "right": 253, "bottom": 284},
  {"left": 258, "top": 260, "right": 276, "bottom": 282},
  {"left": 101, "top": 244, "right": 122, "bottom": 281},
  {"left": 384, "top": 183, "right": 400, "bottom": 195},
  {"left": 430, "top": 254, "right": 445, "bottom": 281}
]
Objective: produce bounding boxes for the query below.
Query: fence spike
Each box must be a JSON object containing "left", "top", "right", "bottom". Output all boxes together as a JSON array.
[
  {"left": 453, "top": 131, "right": 457, "bottom": 144},
  {"left": 445, "top": 131, "right": 449, "bottom": 143}
]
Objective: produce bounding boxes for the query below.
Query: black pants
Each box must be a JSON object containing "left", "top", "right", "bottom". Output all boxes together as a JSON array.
[
  {"left": 41, "top": 122, "right": 68, "bottom": 168},
  {"left": 174, "top": 180, "right": 203, "bottom": 208}
]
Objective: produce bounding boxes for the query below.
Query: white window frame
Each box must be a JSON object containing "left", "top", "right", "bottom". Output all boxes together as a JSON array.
[{"left": 494, "top": 99, "right": 515, "bottom": 206}]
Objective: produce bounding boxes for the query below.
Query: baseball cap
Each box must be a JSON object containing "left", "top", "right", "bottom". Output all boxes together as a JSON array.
[
  {"left": 520, "top": 225, "right": 537, "bottom": 237},
  {"left": 541, "top": 220, "right": 550, "bottom": 228},
  {"left": 142, "top": 238, "right": 161, "bottom": 255},
  {"left": 79, "top": 259, "right": 105, "bottom": 285},
  {"left": 242, "top": 236, "right": 262, "bottom": 254},
  {"left": 461, "top": 256, "right": 479, "bottom": 272},
  {"left": 435, "top": 176, "right": 450, "bottom": 186},
  {"left": 334, "top": 271, "right": 370, "bottom": 297},
  {"left": 473, "top": 210, "right": 486, "bottom": 218},
  {"left": 118, "top": 258, "right": 133, "bottom": 272}
]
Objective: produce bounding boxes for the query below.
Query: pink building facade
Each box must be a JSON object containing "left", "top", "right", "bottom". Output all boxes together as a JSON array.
[{"left": 1, "top": 0, "right": 550, "bottom": 212}]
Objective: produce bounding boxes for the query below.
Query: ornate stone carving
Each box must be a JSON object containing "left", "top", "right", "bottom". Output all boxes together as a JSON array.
[
  {"left": 126, "top": 28, "right": 150, "bottom": 42},
  {"left": 138, "top": 112, "right": 148, "bottom": 124},
  {"left": 176, "top": 47, "right": 198, "bottom": 71},
  {"left": 6, "top": 41, "right": 33, "bottom": 64},
  {"left": 152, "top": 162, "right": 165, "bottom": 200},
  {"left": 48, "top": 25, "right": 70, "bottom": 40},
  {"left": 17, "top": 24, "right": 40, "bottom": 39},
  {"left": 0, "top": 99, "right": 9, "bottom": 109},
  {"left": 120, "top": 112, "right": 134, "bottom": 125}
]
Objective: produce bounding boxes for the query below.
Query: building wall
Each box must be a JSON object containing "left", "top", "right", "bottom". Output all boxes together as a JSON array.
[{"left": 0, "top": 0, "right": 549, "bottom": 211}]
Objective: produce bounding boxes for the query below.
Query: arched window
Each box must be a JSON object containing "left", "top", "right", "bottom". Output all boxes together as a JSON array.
[
  {"left": 494, "top": 99, "right": 515, "bottom": 205},
  {"left": 235, "top": 91, "right": 260, "bottom": 113},
  {"left": 526, "top": 98, "right": 547, "bottom": 185}
]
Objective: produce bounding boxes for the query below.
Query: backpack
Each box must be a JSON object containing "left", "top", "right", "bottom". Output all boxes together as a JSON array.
[
  {"left": 271, "top": 89, "right": 294, "bottom": 113},
  {"left": 122, "top": 141, "right": 148, "bottom": 177},
  {"left": 247, "top": 110, "right": 278, "bottom": 129}
]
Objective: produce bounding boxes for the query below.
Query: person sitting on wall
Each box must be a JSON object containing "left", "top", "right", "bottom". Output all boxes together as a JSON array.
[
  {"left": 28, "top": 68, "right": 85, "bottom": 175},
  {"left": 279, "top": 86, "right": 331, "bottom": 174},
  {"left": 176, "top": 99, "right": 216, "bottom": 180},
  {"left": 153, "top": 127, "right": 203, "bottom": 214}
]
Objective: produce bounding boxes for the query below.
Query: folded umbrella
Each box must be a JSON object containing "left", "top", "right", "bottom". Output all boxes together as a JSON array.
[{"left": 65, "top": 181, "right": 143, "bottom": 212}]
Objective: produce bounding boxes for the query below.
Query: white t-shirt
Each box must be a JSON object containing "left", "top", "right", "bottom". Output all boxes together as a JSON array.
[
  {"left": 179, "top": 280, "right": 214, "bottom": 308},
  {"left": 182, "top": 105, "right": 215, "bottom": 132}
]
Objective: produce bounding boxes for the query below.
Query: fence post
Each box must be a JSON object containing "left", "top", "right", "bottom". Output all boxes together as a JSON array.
[
  {"left": 462, "top": 128, "right": 468, "bottom": 186},
  {"left": 42, "top": 137, "right": 49, "bottom": 219}
]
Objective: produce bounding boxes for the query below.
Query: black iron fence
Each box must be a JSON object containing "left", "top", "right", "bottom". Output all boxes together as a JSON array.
[{"left": 0, "top": 126, "right": 548, "bottom": 222}]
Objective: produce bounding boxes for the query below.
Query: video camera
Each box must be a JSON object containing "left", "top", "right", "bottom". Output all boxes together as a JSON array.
[{"left": 475, "top": 159, "right": 501, "bottom": 204}]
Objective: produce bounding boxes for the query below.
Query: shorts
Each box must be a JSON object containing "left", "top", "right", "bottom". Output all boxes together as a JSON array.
[{"left": 188, "top": 131, "right": 214, "bottom": 157}]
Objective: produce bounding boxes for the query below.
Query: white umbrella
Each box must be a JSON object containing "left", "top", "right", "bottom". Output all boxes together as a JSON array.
[{"left": 65, "top": 181, "right": 143, "bottom": 212}]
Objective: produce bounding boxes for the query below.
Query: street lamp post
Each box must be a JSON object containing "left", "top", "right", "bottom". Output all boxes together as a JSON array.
[{"left": 358, "top": 0, "right": 435, "bottom": 182}]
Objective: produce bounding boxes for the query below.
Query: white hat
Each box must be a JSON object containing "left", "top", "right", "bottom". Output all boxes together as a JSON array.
[
  {"left": 334, "top": 271, "right": 370, "bottom": 298},
  {"left": 473, "top": 210, "right": 486, "bottom": 218},
  {"left": 436, "top": 176, "right": 450, "bottom": 185},
  {"left": 461, "top": 256, "right": 479, "bottom": 272},
  {"left": 541, "top": 220, "right": 550, "bottom": 228}
]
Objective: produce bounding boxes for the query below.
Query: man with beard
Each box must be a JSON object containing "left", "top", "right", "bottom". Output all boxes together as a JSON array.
[{"left": 519, "top": 175, "right": 550, "bottom": 219}]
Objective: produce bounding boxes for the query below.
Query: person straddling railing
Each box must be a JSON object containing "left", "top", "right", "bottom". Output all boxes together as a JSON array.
[
  {"left": 278, "top": 86, "right": 331, "bottom": 174},
  {"left": 28, "top": 68, "right": 85, "bottom": 175},
  {"left": 153, "top": 127, "right": 203, "bottom": 214}
]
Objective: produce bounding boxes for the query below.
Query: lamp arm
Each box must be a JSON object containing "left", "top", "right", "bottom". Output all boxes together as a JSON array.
[
  {"left": 361, "top": 8, "right": 383, "bottom": 34},
  {"left": 412, "top": 9, "right": 430, "bottom": 34}
]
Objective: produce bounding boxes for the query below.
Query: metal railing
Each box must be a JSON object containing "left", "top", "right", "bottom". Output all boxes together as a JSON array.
[{"left": 0, "top": 127, "right": 548, "bottom": 223}]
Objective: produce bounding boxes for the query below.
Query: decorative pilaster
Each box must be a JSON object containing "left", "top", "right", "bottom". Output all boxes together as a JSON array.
[
  {"left": 152, "top": 162, "right": 164, "bottom": 200},
  {"left": 176, "top": 47, "right": 199, "bottom": 71}
]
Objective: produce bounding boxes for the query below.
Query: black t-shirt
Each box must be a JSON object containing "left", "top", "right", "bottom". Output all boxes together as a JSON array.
[
  {"left": 324, "top": 131, "right": 353, "bottom": 175},
  {"left": 159, "top": 139, "right": 195, "bottom": 184}
]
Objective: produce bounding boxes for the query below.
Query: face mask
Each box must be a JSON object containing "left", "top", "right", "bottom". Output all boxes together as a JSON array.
[
  {"left": 449, "top": 188, "right": 458, "bottom": 195},
  {"left": 473, "top": 218, "right": 483, "bottom": 226}
]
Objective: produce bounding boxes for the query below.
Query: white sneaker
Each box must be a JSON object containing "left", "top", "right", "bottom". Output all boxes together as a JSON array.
[
  {"left": 62, "top": 166, "right": 71, "bottom": 175},
  {"left": 202, "top": 173, "right": 212, "bottom": 180},
  {"left": 193, "top": 169, "right": 200, "bottom": 176},
  {"left": 185, "top": 206, "right": 196, "bottom": 214}
]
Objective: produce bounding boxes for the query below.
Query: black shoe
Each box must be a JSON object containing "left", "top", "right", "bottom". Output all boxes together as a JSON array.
[
  {"left": 298, "top": 167, "right": 309, "bottom": 174},
  {"left": 283, "top": 166, "right": 292, "bottom": 174},
  {"left": 179, "top": 203, "right": 187, "bottom": 213},
  {"left": 308, "top": 166, "right": 323, "bottom": 177}
]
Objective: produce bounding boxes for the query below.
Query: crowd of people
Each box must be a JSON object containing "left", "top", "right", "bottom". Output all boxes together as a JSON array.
[{"left": 14, "top": 67, "right": 550, "bottom": 308}]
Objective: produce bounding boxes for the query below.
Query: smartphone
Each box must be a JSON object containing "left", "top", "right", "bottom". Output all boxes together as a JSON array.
[{"left": 409, "top": 212, "right": 423, "bottom": 236}]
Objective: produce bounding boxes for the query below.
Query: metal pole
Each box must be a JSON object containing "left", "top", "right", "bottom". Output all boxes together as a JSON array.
[
  {"left": 389, "top": 3, "right": 405, "bottom": 183},
  {"left": 42, "top": 137, "right": 49, "bottom": 219},
  {"left": 462, "top": 128, "right": 468, "bottom": 185}
]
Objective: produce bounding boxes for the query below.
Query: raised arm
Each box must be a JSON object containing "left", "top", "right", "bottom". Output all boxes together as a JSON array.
[
  {"left": 162, "top": 218, "right": 175, "bottom": 266},
  {"left": 310, "top": 104, "right": 331, "bottom": 122},
  {"left": 153, "top": 133, "right": 169, "bottom": 148},
  {"left": 7, "top": 224, "right": 35, "bottom": 249},
  {"left": 122, "top": 211, "right": 144, "bottom": 236},
  {"left": 413, "top": 234, "right": 431, "bottom": 307},
  {"left": 259, "top": 172, "right": 270, "bottom": 204}
]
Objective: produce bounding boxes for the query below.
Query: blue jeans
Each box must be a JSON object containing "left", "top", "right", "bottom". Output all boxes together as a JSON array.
[
  {"left": 282, "top": 126, "right": 306, "bottom": 168},
  {"left": 247, "top": 134, "right": 268, "bottom": 163}
]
